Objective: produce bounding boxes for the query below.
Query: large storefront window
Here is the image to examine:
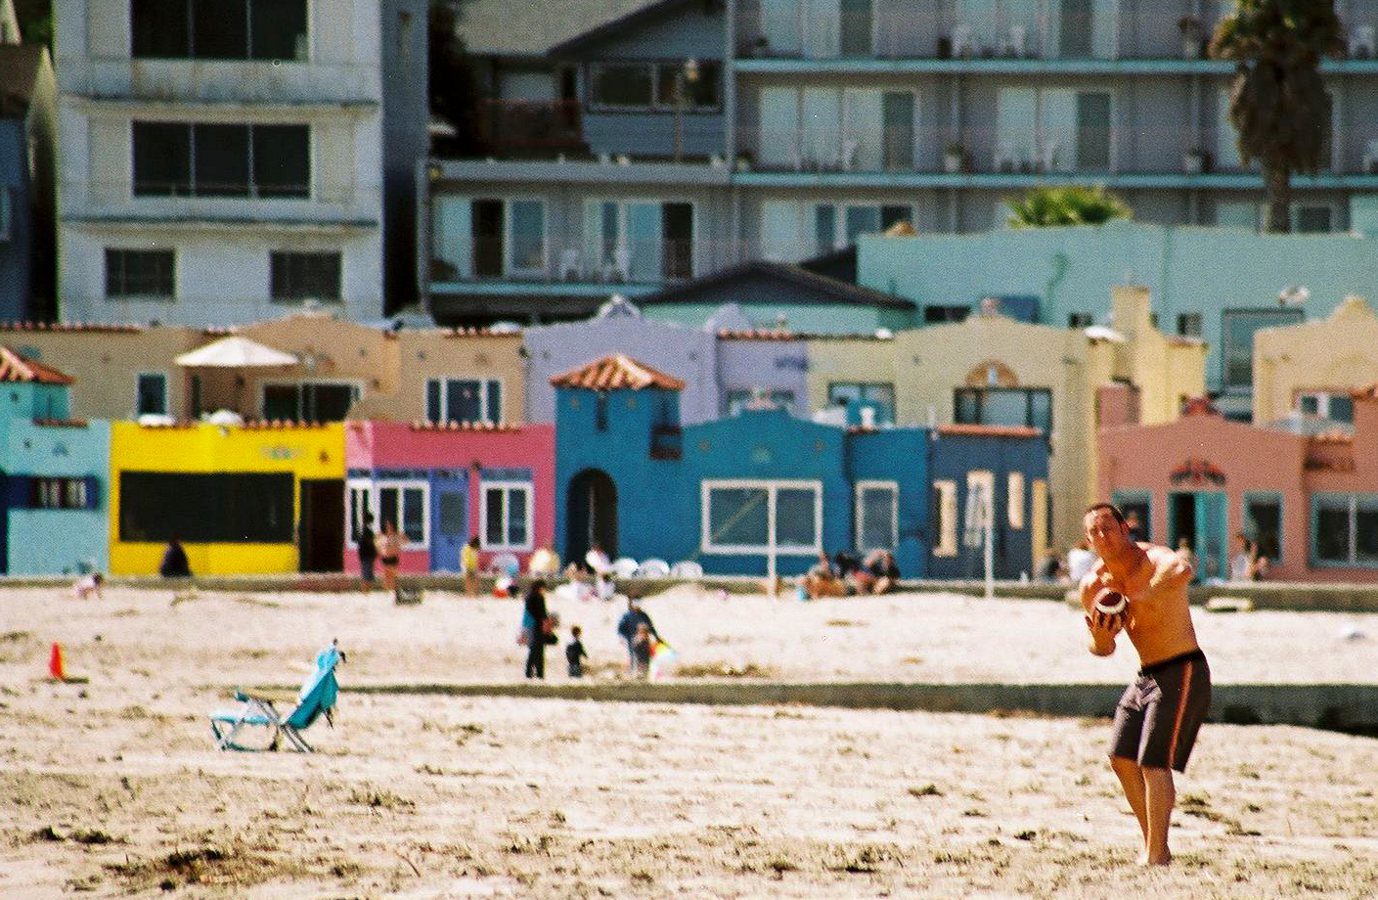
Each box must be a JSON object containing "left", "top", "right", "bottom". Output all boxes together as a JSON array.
[{"left": 1312, "top": 494, "right": 1378, "bottom": 566}]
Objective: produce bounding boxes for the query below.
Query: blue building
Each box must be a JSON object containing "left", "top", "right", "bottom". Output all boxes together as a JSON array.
[
  {"left": 0, "top": 44, "right": 58, "bottom": 322},
  {"left": 553, "top": 354, "right": 1047, "bottom": 578},
  {"left": 0, "top": 347, "right": 109, "bottom": 575}
]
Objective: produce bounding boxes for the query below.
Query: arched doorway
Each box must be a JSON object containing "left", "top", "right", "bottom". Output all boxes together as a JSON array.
[{"left": 567, "top": 469, "right": 617, "bottom": 563}]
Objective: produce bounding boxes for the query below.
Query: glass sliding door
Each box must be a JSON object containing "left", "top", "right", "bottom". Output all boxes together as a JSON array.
[
  {"left": 626, "top": 202, "right": 661, "bottom": 282},
  {"left": 881, "top": 91, "right": 915, "bottom": 170},
  {"left": 1076, "top": 91, "right": 1112, "bottom": 171},
  {"left": 761, "top": 0, "right": 801, "bottom": 55},
  {"left": 839, "top": 0, "right": 872, "bottom": 56},
  {"left": 801, "top": 87, "right": 842, "bottom": 167},
  {"left": 759, "top": 87, "right": 799, "bottom": 167},
  {"left": 843, "top": 88, "right": 883, "bottom": 170}
]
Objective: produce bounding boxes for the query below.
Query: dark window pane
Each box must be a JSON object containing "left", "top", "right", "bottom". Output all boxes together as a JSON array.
[
  {"left": 132, "top": 0, "right": 189, "bottom": 57},
  {"left": 473, "top": 200, "right": 504, "bottom": 278},
  {"left": 485, "top": 488, "right": 504, "bottom": 544},
  {"left": 485, "top": 380, "right": 502, "bottom": 424},
  {"left": 262, "top": 384, "right": 299, "bottom": 421},
  {"left": 253, "top": 125, "right": 310, "bottom": 197},
  {"left": 119, "top": 472, "right": 293, "bottom": 542},
  {"left": 402, "top": 488, "right": 425, "bottom": 543},
  {"left": 1246, "top": 498, "right": 1281, "bottom": 561},
  {"left": 251, "top": 0, "right": 308, "bottom": 60},
  {"left": 446, "top": 379, "right": 483, "bottom": 423},
  {"left": 105, "top": 249, "right": 175, "bottom": 298},
  {"left": 306, "top": 384, "right": 354, "bottom": 423},
  {"left": 775, "top": 487, "right": 817, "bottom": 546},
  {"left": 507, "top": 488, "right": 528, "bottom": 545},
  {"left": 1330, "top": 396, "right": 1354, "bottom": 423},
  {"left": 709, "top": 487, "right": 768, "bottom": 546},
  {"left": 687, "top": 60, "right": 721, "bottom": 108},
  {"left": 954, "top": 389, "right": 979, "bottom": 423},
  {"left": 1316, "top": 502, "right": 1350, "bottom": 562},
  {"left": 137, "top": 374, "right": 167, "bottom": 415},
  {"left": 193, "top": 124, "right": 250, "bottom": 196},
  {"left": 192, "top": 0, "right": 247, "bottom": 58},
  {"left": 662, "top": 202, "right": 693, "bottom": 279},
  {"left": 271, "top": 251, "right": 341, "bottom": 300},
  {"left": 426, "top": 380, "right": 441, "bottom": 422},
  {"left": 133, "top": 122, "right": 191, "bottom": 196},
  {"left": 1177, "top": 313, "right": 1202, "bottom": 337},
  {"left": 1222, "top": 309, "right": 1303, "bottom": 390},
  {"left": 1357, "top": 501, "right": 1378, "bottom": 562},
  {"left": 591, "top": 64, "right": 653, "bottom": 108}
]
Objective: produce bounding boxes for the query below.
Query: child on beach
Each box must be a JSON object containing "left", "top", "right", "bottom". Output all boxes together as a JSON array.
[
  {"left": 631, "top": 622, "right": 653, "bottom": 679},
  {"left": 565, "top": 625, "right": 588, "bottom": 678}
]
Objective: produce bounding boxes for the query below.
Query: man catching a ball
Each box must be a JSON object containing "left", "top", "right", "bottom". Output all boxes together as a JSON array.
[{"left": 1079, "top": 502, "right": 1211, "bottom": 866}]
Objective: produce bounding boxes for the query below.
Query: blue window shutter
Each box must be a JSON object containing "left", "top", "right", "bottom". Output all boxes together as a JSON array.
[
  {"left": 425, "top": 379, "right": 441, "bottom": 422},
  {"left": 85, "top": 476, "right": 101, "bottom": 510},
  {"left": 485, "top": 380, "right": 501, "bottom": 424},
  {"left": 8, "top": 476, "right": 32, "bottom": 508}
]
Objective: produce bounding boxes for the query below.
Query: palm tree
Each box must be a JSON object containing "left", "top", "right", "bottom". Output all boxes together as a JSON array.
[
  {"left": 1210, "top": 0, "right": 1344, "bottom": 233},
  {"left": 1006, "top": 185, "right": 1132, "bottom": 229}
]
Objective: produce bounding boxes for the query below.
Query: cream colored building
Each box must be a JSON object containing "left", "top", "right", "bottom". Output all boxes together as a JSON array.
[
  {"left": 1254, "top": 295, "right": 1378, "bottom": 428},
  {"left": 803, "top": 334, "right": 898, "bottom": 420}
]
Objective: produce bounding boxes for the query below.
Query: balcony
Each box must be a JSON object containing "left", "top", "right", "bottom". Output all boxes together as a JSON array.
[
  {"left": 477, "top": 99, "right": 586, "bottom": 155},
  {"left": 59, "top": 178, "right": 381, "bottom": 231},
  {"left": 428, "top": 237, "right": 747, "bottom": 295},
  {"left": 59, "top": 57, "right": 379, "bottom": 107}
]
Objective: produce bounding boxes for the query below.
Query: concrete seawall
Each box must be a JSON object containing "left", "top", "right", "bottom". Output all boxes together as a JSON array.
[{"left": 334, "top": 680, "right": 1378, "bottom": 735}]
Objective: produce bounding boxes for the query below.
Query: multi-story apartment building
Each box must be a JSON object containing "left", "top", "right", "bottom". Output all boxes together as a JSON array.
[
  {"left": 429, "top": 0, "right": 1378, "bottom": 324},
  {"left": 56, "top": 0, "right": 385, "bottom": 326}
]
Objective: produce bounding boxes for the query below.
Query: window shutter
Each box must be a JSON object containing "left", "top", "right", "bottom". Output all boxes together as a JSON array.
[
  {"left": 84, "top": 476, "right": 101, "bottom": 510},
  {"left": 485, "top": 380, "right": 502, "bottom": 424},
  {"left": 425, "top": 379, "right": 441, "bottom": 423}
]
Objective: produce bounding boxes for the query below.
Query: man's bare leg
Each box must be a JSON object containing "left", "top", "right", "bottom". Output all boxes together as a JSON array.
[
  {"left": 1110, "top": 756, "right": 1149, "bottom": 855},
  {"left": 1141, "top": 767, "right": 1176, "bottom": 865}
]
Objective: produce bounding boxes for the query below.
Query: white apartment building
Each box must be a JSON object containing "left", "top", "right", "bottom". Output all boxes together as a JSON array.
[{"left": 56, "top": 0, "right": 384, "bottom": 326}]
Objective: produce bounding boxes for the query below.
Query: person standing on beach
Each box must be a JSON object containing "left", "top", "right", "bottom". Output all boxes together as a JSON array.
[
  {"left": 1080, "top": 502, "right": 1210, "bottom": 867},
  {"left": 378, "top": 520, "right": 402, "bottom": 592},
  {"left": 356, "top": 514, "right": 378, "bottom": 591},
  {"left": 616, "top": 596, "right": 658, "bottom": 674},
  {"left": 523, "top": 581, "right": 550, "bottom": 679},
  {"left": 461, "top": 536, "right": 481, "bottom": 596}
]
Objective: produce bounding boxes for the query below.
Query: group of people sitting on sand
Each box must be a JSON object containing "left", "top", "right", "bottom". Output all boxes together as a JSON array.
[{"left": 801, "top": 549, "right": 901, "bottom": 599}]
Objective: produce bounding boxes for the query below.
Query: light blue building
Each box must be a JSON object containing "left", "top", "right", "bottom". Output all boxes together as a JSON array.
[
  {"left": 553, "top": 353, "right": 1048, "bottom": 578},
  {"left": 0, "top": 347, "right": 109, "bottom": 575}
]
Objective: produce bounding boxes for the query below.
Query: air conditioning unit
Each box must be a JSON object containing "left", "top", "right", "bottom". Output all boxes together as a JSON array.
[{"left": 1350, "top": 24, "right": 1375, "bottom": 59}]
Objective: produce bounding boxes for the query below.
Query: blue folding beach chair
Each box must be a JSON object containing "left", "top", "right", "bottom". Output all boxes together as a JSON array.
[{"left": 210, "top": 641, "right": 344, "bottom": 752}]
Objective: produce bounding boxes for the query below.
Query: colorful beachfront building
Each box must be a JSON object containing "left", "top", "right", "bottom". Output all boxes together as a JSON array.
[
  {"left": 552, "top": 355, "right": 1048, "bottom": 579},
  {"left": 0, "top": 348, "right": 110, "bottom": 575},
  {"left": 108, "top": 421, "right": 345, "bottom": 576},
  {"left": 1253, "top": 295, "right": 1378, "bottom": 430},
  {"left": 1098, "top": 389, "right": 1378, "bottom": 583},
  {"left": 343, "top": 420, "right": 555, "bottom": 575}
]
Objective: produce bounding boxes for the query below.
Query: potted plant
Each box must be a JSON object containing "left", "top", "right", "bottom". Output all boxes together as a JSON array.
[
  {"left": 1183, "top": 147, "right": 1211, "bottom": 174},
  {"left": 943, "top": 142, "right": 966, "bottom": 173},
  {"left": 1178, "top": 15, "right": 1204, "bottom": 59}
]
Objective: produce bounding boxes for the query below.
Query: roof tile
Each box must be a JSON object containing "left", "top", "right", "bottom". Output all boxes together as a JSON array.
[{"left": 550, "top": 354, "right": 685, "bottom": 391}]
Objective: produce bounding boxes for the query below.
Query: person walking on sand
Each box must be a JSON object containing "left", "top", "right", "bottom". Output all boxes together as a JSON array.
[
  {"left": 378, "top": 520, "right": 402, "bottom": 592},
  {"left": 565, "top": 625, "right": 588, "bottom": 678},
  {"left": 616, "top": 596, "right": 658, "bottom": 674},
  {"left": 356, "top": 513, "right": 378, "bottom": 592},
  {"left": 461, "top": 536, "right": 481, "bottom": 596},
  {"left": 1079, "top": 502, "right": 1210, "bottom": 867},
  {"left": 523, "top": 581, "right": 550, "bottom": 679}
]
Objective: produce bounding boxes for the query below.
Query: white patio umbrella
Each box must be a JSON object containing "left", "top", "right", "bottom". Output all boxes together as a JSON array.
[{"left": 175, "top": 335, "right": 298, "bottom": 368}]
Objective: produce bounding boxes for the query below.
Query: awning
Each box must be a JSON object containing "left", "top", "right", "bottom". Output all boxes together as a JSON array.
[{"left": 175, "top": 336, "right": 298, "bottom": 368}]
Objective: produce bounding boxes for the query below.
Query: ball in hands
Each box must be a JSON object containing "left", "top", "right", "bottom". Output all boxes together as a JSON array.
[{"left": 1092, "top": 586, "right": 1129, "bottom": 632}]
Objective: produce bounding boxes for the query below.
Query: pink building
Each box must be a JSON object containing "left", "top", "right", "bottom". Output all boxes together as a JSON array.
[
  {"left": 1098, "top": 390, "right": 1378, "bottom": 583},
  {"left": 344, "top": 421, "right": 555, "bottom": 575}
]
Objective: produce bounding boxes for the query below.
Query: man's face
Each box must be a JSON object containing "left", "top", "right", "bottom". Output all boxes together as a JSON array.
[{"left": 1084, "top": 509, "right": 1130, "bottom": 557}]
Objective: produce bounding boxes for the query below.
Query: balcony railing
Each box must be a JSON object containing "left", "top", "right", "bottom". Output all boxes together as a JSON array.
[
  {"left": 477, "top": 99, "right": 586, "bottom": 154},
  {"left": 429, "top": 237, "right": 721, "bottom": 286}
]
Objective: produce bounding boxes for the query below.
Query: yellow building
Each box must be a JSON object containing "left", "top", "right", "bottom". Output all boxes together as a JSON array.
[
  {"left": 803, "top": 286, "right": 1205, "bottom": 549},
  {"left": 109, "top": 421, "right": 345, "bottom": 576},
  {"left": 1254, "top": 295, "right": 1378, "bottom": 427}
]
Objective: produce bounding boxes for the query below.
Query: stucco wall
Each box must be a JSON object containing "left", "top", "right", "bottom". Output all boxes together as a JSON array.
[
  {"left": 1254, "top": 296, "right": 1378, "bottom": 425},
  {"left": 6, "top": 419, "right": 110, "bottom": 575}
]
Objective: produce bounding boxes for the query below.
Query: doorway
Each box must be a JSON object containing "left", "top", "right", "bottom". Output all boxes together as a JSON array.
[
  {"left": 431, "top": 473, "right": 468, "bottom": 573},
  {"left": 566, "top": 469, "right": 617, "bottom": 564},
  {"left": 299, "top": 479, "right": 345, "bottom": 572},
  {"left": 1168, "top": 491, "right": 1226, "bottom": 582}
]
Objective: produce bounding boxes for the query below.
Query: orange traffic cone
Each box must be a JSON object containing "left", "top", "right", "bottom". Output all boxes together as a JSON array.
[{"left": 48, "top": 642, "right": 66, "bottom": 681}]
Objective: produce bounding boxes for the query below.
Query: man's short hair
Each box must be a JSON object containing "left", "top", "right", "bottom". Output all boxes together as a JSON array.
[{"left": 1084, "top": 502, "right": 1126, "bottom": 526}]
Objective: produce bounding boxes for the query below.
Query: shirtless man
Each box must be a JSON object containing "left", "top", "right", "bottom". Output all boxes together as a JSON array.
[{"left": 1079, "top": 502, "right": 1211, "bottom": 866}]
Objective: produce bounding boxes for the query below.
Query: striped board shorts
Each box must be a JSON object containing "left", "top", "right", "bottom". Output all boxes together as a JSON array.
[{"left": 1109, "top": 648, "right": 1211, "bottom": 773}]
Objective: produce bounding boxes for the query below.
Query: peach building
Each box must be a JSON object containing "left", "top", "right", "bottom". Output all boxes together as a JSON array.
[{"left": 1098, "top": 389, "right": 1378, "bottom": 583}]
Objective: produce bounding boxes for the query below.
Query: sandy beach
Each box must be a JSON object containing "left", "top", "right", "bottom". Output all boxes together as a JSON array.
[{"left": 3, "top": 584, "right": 1378, "bottom": 897}]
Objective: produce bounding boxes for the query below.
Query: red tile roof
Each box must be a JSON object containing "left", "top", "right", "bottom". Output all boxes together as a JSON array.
[
  {"left": 716, "top": 329, "right": 802, "bottom": 341},
  {"left": 937, "top": 423, "right": 1042, "bottom": 439},
  {"left": 0, "top": 321, "right": 147, "bottom": 334},
  {"left": 408, "top": 420, "right": 524, "bottom": 433},
  {"left": 0, "top": 346, "right": 74, "bottom": 384},
  {"left": 549, "top": 354, "right": 685, "bottom": 391},
  {"left": 1352, "top": 382, "right": 1378, "bottom": 400}
]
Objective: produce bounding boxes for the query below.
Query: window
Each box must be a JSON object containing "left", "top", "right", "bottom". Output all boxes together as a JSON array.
[
  {"left": 32, "top": 477, "right": 93, "bottom": 510},
  {"left": 119, "top": 472, "right": 291, "bottom": 542},
  {"left": 262, "top": 382, "right": 358, "bottom": 423},
  {"left": 1244, "top": 493, "right": 1282, "bottom": 563},
  {"left": 855, "top": 481, "right": 898, "bottom": 552},
  {"left": 1067, "top": 312, "right": 1093, "bottom": 329},
  {"left": 106, "top": 249, "right": 175, "bottom": 299},
  {"left": 271, "top": 251, "right": 341, "bottom": 302},
  {"left": 589, "top": 60, "right": 721, "bottom": 111},
  {"left": 1312, "top": 494, "right": 1378, "bottom": 566},
  {"left": 1177, "top": 313, "right": 1202, "bottom": 338},
  {"left": 725, "top": 389, "right": 795, "bottom": 416},
  {"left": 482, "top": 481, "right": 532, "bottom": 550},
  {"left": 1296, "top": 390, "right": 1354, "bottom": 422},
  {"left": 426, "top": 378, "right": 501, "bottom": 425},
  {"left": 1294, "top": 204, "right": 1333, "bottom": 234},
  {"left": 379, "top": 483, "right": 427, "bottom": 546},
  {"left": 131, "top": 0, "right": 308, "bottom": 60},
  {"left": 702, "top": 480, "right": 821, "bottom": 554},
  {"left": 996, "top": 87, "right": 1112, "bottom": 172},
  {"left": 933, "top": 480, "right": 958, "bottom": 557},
  {"left": 346, "top": 481, "right": 372, "bottom": 544},
  {"left": 759, "top": 86, "right": 916, "bottom": 171},
  {"left": 583, "top": 200, "right": 694, "bottom": 281},
  {"left": 1007, "top": 472, "right": 1025, "bottom": 529},
  {"left": 954, "top": 387, "right": 1052, "bottom": 433},
  {"left": 133, "top": 122, "right": 309, "bottom": 198},
  {"left": 136, "top": 373, "right": 168, "bottom": 416},
  {"left": 1221, "top": 309, "right": 1304, "bottom": 391},
  {"left": 827, "top": 382, "right": 895, "bottom": 423},
  {"left": 925, "top": 305, "right": 971, "bottom": 324}
]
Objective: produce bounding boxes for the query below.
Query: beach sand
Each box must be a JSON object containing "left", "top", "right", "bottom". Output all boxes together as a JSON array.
[{"left": 3, "top": 584, "right": 1378, "bottom": 897}]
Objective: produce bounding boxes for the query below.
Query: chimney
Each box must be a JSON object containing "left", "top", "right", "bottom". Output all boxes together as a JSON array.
[{"left": 1110, "top": 284, "right": 1153, "bottom": 338}]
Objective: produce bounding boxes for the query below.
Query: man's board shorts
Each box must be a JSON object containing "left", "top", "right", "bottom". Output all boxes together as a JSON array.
[{"left": 1109, "top": 648, "right": 1211, "bottom": 772}]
